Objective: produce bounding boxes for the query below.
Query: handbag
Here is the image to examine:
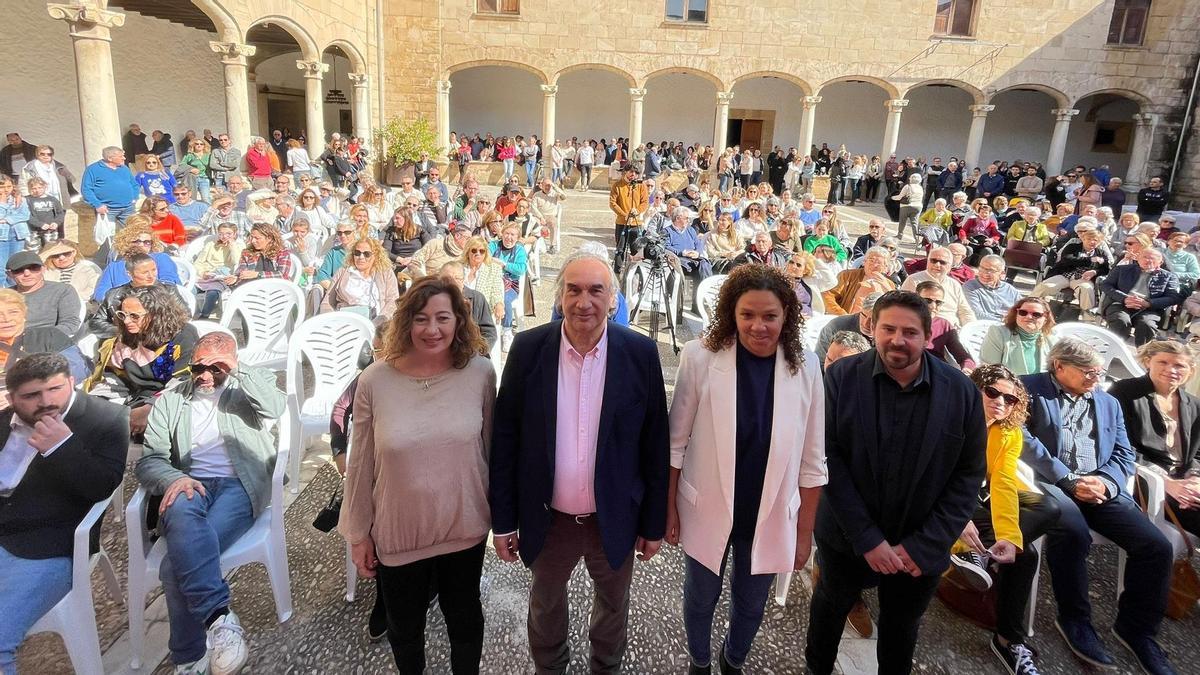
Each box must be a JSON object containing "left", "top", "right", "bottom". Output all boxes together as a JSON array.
[
  {"left": 311, "top": 488, "right": 342, "bottom": 533},
  {"left": 1135, "top": 480, "right": 1200, "bottom": 619},
  {"left": 1004, "top": 233, "right": 1043, "bottom": 270}
]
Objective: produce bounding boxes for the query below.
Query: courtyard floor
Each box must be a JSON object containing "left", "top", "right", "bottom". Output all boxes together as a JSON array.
[{"left": 17, "top": 188, "right": 1200, "bottom": 675}]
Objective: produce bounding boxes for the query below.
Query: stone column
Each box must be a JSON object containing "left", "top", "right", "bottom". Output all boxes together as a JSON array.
[
  {"left": 209, "top": 41, "right": 257, "bottom": 147},
  {"left": 435, "top": 79, "right": 452, "bottom": 150},
  {"left": 799, "top": 95, "right": 821, "bottom": 154},
  {"left": 540, "top": 84, "right": 557, "bottom": 159},
  {"left": 628, "top": 88, "right": 647, "bottom": 150},
  {"left": 963, "top": 104, "right": 994, "bottom": 171},
  {"left": 348, "top": 72, "right": 370, "bottom": 142},
  {"left": 879, "top": 99, "right": 909, "bottom": 165},
  {"left": 714, "top": 91, "right": 735, "bottom": 156},
  {"left": 1046, "top": 108, "right": 1080, "bottom": 176},
  {"left": 47, "top": 2, "right": 125, "bottom": 163},
  {"left": 296, "top": 59, "right": 329, "bottom": 150},
  {"left": 1124, "top": 112, "right": 1158, "bottom": 189}
]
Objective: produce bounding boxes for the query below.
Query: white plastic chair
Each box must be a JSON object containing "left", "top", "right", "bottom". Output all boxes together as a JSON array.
[
  {"left": 170, "top": 256, "right": 197, "bottom": 292},
  {"left": 1050, "top": 322, "right": 1146, "bottom": 380},
  {"left": 220, "top": 279, "right": 306, "bottom": 370},
  {"left": 24, "top": 488, "right": 122, "bottom": 675},
  {"left": 624, "top": 261, "right": 682, "bottom": 325},
  {"left": 285, "top": 311, "right": 375, "bottom": 493},
  {"left": 802, "top": 313, "right": 836, "bottom": 353},
  {"left": 958, "top": 319, "right": 1001, "bottom": 363},
  {"left": 190, "top": 320, "right": 237, "bottom": 340},
  {"left": 124, "top": 422, "right": 293, "bottom": 669},
  {"left": 175, "top": 284, "right": 197, "bottom": 318},
  {"left": 183, "top": 235, "right": 214, "bottom": 262},
  {"left": 695, "top": 274, "right": 727, "bottom": 329},
  {"left": 286, "top": 252, "right": 303, "bottom": 284}
]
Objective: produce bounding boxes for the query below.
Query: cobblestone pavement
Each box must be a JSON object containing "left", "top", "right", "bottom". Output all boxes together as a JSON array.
[{"left": 19, "top": 188, "right": 1200, "bottom": 674}]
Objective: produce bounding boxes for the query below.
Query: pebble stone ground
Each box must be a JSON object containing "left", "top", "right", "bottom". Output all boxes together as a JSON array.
[{"left": 17, "top": 187, "right": 1200, "bottom": 675}]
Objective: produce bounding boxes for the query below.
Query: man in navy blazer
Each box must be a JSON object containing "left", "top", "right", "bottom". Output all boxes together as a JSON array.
[
  {"left": 490, "top": 250, "right": 669, "bottom": 674},
  {"left": 1099, "top": 247, "right": 1183, "bottom": 346},
  {"left": 1021, "top": 338, "right": 1175, "bottom": 674},
  {"left": 807, "top": 290, "right": 987, "bottom": 675}
]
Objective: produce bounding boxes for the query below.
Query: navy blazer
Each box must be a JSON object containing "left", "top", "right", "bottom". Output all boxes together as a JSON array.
[
  {"left": 1020, "top": 372, "right": 1136, "bottom": 495},
  {"left": 490, "top": 320, "right": 670, "bottom": 569},
  {"left": 1099, "top": 263, "right": 1183, "bottom": 312},
  {"left": 814, "top": 350, "right": 987, "bottom": 575}
]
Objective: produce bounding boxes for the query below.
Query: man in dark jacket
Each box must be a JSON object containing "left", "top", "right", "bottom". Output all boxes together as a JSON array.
[
  {"left": 1099, "top": 247, "right": 1183, "bottom": 345},
  {"left": 1136, "top": 176, "right": 1170, "bottom": 223},
  {"left": 806, "top": 290, "right": 986, "bottom": 675},
  {"left": 0, "top": 133, "right": 37, "bottom": 181},
  {"left": 0, "top": 353, "right": 128, "bottom": 671}
]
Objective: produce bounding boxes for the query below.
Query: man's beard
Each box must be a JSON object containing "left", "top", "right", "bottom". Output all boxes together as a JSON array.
[{"left": 21, "top": 404, "right": 64, "bottom": 426}]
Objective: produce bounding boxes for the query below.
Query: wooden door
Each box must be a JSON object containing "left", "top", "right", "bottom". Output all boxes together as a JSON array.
[{"left": 740, "top": 119, "right": 763, "bottom": 150}]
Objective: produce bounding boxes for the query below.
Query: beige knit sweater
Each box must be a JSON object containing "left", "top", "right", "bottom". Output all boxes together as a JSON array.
[{"left": 339, "top": 354, "right": 496, "bottom": 566}]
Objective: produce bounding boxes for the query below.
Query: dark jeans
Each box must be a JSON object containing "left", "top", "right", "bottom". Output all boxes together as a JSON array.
[
  {"left": 197, "top": 289, "right": 220, "bottom": 319},
  {"left": 613, "top": 224, "right": 643, "bottom": 274},
  {"left": 683, "top": 539, "right": 775, "bottom": 668},
  {"left": 845, "top": 178, "right": 860, "bottom": 204},
  {"left": 1038, "top": 481, "right": 1172, "bottom": 638},
  {"left": 827, "top": 178, "right": 843, "bottom": 205},
  {"left": 865, "top": 177, "right": 880, "bottom": 201},
  {"left": 376, "top": 541, "right": 486, "bottom": 675},
  {"left": 805, "top": 541, "right": 941, "bottom": 675},
  {"left": 970, "top": 490, "right": 1061, "bottom": 643},
  {"left": 529, "top": 511, "right": 635, "bottom": 675},
  {"left": 1102, "top": 304, "right": 1164, "bottom": 346}
]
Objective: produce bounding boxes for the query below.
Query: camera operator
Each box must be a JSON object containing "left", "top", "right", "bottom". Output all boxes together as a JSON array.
[
  {"left": 609, "top": 162, "right": 649, "bottom": 273},
  {"left": 663, "top": 206, "right": 713, "bottom": 310}
]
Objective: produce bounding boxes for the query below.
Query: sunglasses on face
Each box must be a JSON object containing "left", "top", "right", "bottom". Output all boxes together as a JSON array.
[
  {"left": 49, "top": 251, "right": 73, "bottom": 260},
  {"left": 133, "top": 238, "right": 153, "bottom": 245},
  {"left": 352, "top": 250, "right": 373, "bottom": 258},
  {"left": 1017, "top": 308, "right": 1045, "bottom": 319},
  {"left": 928, "top": 259, "right": 950, "bottom": 265},
  {"left": 190, "top": 363, "right": 226, "bottom": 376},
  {"left": 115, "top": 310, "right": 147, "bottom": 322},
  {"left": 10, "top": 265, "right": 41, "bottom": 275},
  {"left": 337, "top": 230, "right": 356, "bottom": 236},
  {"left": 982, "top": 385, "right": 1020, "bottom": 406}
]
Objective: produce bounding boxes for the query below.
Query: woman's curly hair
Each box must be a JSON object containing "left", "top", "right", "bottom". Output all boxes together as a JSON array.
[
  {"left": 115, "top": 284, "right": 190, "bottom": 348},
  {"left": 114, "top": 215, "right": 165, "bottom": 256},
  {"left": 382, "top": 276, "right": 487, "bottom": 369},
  {"left": 969, "top": 363, "right": 1030, "bottom": 429},
  {"left": 701, "top": 264, "right": 804, "bottom": 374}
]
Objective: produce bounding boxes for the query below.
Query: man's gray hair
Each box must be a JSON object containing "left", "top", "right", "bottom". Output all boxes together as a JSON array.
[
  {"left": 277, "top": 194, "right": 297, "bottom": 208},
  {"left": 672, "top": 206, "right": 691, "bottom": 221},
  {"left": 980, "top": 254, "right": 1005, "bottom": 268},
  {"left": 1049, "top": 337, "right": 1103, "bottom": 369},
  {"left": 1024, "top": 206, "right": 1041, "bottom": 219},
  {"left": 864, "top": 246, "right": 891, "bottom": 261},
  {"left": 553, "top": 246, "right": 619, "bottom": 318},
  {"left": 101, "top": 146, "right": 122, "bottom": 160},
  {"left": 953, "top": 191, "right": 967, "bottom": 201},
  {"left": 830, "top": 330, "right": 871, "bottom": 354}
]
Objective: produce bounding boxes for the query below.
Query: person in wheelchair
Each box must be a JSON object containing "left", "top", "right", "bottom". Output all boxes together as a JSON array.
[{"left": 958, "top": 202, "right": 1003, "bottom": 266}]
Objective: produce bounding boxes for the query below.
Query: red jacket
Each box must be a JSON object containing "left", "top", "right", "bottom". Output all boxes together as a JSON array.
[
  {"left": 958, "top": 216, "right": 1000, "bottom": 243},
  {"left": 152, "top": 214, "right": 187, "bottom": 246},
  {"left": 245, "top": 148, "right": 273, "bottom": 178}
]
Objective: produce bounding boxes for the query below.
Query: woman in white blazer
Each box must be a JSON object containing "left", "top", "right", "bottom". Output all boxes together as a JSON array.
[{"left": 666, "top": 264, "right": 828, "bottom": 675}]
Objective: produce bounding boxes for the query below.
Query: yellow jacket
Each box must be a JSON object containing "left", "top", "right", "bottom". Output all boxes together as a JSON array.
[
  {"left": 608, "top": 178, "right": 648, "bottom": 227},
  {"left": 986, "top": 424, "right": 1024, "bottom": 549}
]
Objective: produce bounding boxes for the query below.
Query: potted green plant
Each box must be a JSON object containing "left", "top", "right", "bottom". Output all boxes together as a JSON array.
[{"left": 374, "top": 117, "right": 442, "bottom": 185}]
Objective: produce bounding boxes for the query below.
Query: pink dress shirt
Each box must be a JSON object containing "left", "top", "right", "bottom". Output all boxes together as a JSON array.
[{"left": 551, "top": 325, "right": 608, "bottom": 514}]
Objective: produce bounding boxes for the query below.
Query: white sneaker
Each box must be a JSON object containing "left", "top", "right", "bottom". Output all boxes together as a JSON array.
[
  {"left": 206, "top": 611, "right": 249, "bottom": 675},
  {"left": 501, "top": 329, "right": 514, "bottom": 353},
  {"left": 174, "top": 654, "right": 210, "bottom": 675}
]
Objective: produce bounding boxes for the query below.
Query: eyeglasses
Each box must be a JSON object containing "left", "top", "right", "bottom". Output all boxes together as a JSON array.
[
  {"left": 1070, "top": 365, "right": 1106, "bottom": 380},
  {"left": 133, "top": 238, "right": 154, "bottom": 245},
  {"left": 923, "top": 297, "right": 944, "bottom": 307},
  {"left": 352, "top": 250, "right": 373, "bottom": 258},
  {"left": 10, "top": 265, "right": 41, "bottom": 275},
  {"left": 37, "top": 152, "right": 52, "bottom": 157},
  {"left": 336, "top": 230, "right": 356, "bottom": 236},
  {"left": 982, "top": 385, "right": 1020, "bottom": 406},
  {"left": 1016, "top": 308, "right": 1045, "bottom": 319},
  {"left": 115, "top": 310, "right": 147, "bottom": 322},
  {"left": 928, "top": 259, "right": 950, "bottom": 266}
]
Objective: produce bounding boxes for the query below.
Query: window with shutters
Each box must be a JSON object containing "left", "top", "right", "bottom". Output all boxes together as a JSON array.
[
  {"left": 666, "top": 0, "right": 708, "bottom": 24},
  {"left": 477, "top": 0, "right": 519, "bottom": 16},
  {"left": 1107, "top": 0, "right": 1150, "bottom": 45},
  {"left": 933, "top": 0, "right": 976, "bottom": 37}
]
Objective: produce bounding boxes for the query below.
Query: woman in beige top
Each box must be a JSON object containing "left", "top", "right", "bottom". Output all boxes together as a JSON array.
[
  {"left": 461, "top": 235, "right": 505, "bottom": 322},
  {"left": 340, "top": 276, "right": 494, "bottom": 672},
  {"left": 706, "top": 212, "right": 744, "bottom": 274}
]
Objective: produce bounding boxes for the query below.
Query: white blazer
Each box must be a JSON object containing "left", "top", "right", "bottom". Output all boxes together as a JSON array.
[{"left": 668, "top": 339, "right": 828, "bottom": 576}]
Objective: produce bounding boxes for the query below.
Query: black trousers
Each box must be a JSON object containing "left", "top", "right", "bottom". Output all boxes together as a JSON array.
[
  {"left": 805, "top": 542, "right": 941, "bottom": 675},
  {"left": 376, "top": 541, "right": 486, "bottom": 675},
  {"left": 970, "top": 490, "right": 1061, "bottom": 643}
]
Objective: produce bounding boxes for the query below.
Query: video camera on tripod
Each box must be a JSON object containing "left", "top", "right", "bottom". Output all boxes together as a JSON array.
[{"left": 633, "top": 225, "right": 667, "bottom": 265}]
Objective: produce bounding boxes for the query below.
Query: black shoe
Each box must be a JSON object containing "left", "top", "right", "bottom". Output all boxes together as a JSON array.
[
  {"left": 1112, "top": 627, "right": 1178, "bottom": 675},
  {"left": 991, "top": 635, "right": 1041, "bottom": 675},
  {"left": 688, "top": 664, "right": 711, "bottom": 675},
  {"left": 718, "top": 651, "right": 742, "bottom": 675},
  {"left": 1055, "top": 618, "right": 1116, "bottom": 669},
  {"left": 366, "top": 613, "right": 387, "bottom": 643},
  {"left": 949, "top": 551, "right": 992, "bottom": 591}
]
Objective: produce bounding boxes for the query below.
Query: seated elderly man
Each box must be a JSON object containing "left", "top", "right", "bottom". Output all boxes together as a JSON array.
[
  {"left": 136, "top": 332, "right": 286, "bottom": 675},
  {"left": 1021, "top": 338, "right": 1175, "bottom": 674},
  {"left": 662, "top": 205, "right": 712, "bottom": 287},
  {"left": 197, "top": 195, "right": 252, "bottom": 238},
  {"left": 826, "top": 246, "right": 895, "bottom": 314},
  {"left": 901, "top": 247, "right": 976, "bottom": 327},
  {"left": 822, "top": 329, "right": 871, "bottom": 370},
  {"left": 0, "top": 353, "right": 128, "bottom": 673},
  {"left": 963, "top": 255, "right": 1021, "bottom": 322},
  {"left": 815, "top": 291, "right": 880, "bottom": 364},
  {"left": 6, "top": 251, "right": 81, "bottom": 337},
  {"left": 734, "top": 231, "right": 789, "bottom": 270},
  {"left": 1099, "top": 247, "right": 1183, "bottom": 346}
]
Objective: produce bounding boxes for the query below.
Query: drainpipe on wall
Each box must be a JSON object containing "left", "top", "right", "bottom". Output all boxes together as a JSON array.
[{"left": 1168, "top": 52, "right": 1200, "bottom": 195}]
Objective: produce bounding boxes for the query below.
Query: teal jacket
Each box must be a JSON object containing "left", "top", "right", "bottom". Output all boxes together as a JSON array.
[{"left": 136, "top": 365, "right": 286, "bottom": 517}]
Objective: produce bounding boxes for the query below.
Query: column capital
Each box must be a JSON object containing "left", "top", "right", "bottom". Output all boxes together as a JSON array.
[
  {"left": 629, "top": 87, "right": 647, "bottom": 101},
  {"left": 348, "top": 72, "right": 368, "bottom": 88},
  {"left": 803, "top": 95, "right": 822, "bottom": 108},
  {"left": 1051, "top": 108, "right": 1080, "bottom": 122},
  {"left": 716, "top": 91, "right": 735, "bottom": 105},
  {"left": 540, "top": 84, "right": 558, "bottom": 96},
  {"left": 968, "top": 104, "right": 995, "bottom": 116},
  {"left": 1132, "top": 112, "right": 1158, "bottom": 127},
  {"left": 436, "top": 79, "right": 452, "bottom": 94},
  {"left": 884, "top": 99, "right": 909, "bottom": 113},
  {"left": 48, "top": 2, "right": 125, "bottom": 38},
  {"left": 209, "top": 41, "right": 256, "bottom": 65},
  {"left": 295, "top": 60, "right": 329, "bottom": 79}
]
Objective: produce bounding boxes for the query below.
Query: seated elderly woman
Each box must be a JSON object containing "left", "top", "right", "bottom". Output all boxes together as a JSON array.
[
  {"left": 88, "top": 253, "right": 162, "bottom": 339},
  {"left": 320, "top": 237, "right": 399, "bottom": 320},
  {"left": 0, "top": 288, "right": 88, "bottom": 409},
  {"left": 979, "top": 296, "right": 1056, "bottom": 376},
  {"left": 734, "top": 231, "right": 789, "bottom": 270},
  {"left": 40, "top": 239, "right": 102, "bottom": 302},
  {"left": 83, "top": 283, "right": 198, "bottom": 436},
  {"left": 1109, "top": 340, "right": 1200, "bottom": 537},
  {"left": 784, "top": 251, "right": 835, "bottom": 317},
  {"left": 93, "top": 214, "right": 180, "bottom": 301},
  {"left": 1031, "top": 224, "right": 1112, "bottom": 319}
]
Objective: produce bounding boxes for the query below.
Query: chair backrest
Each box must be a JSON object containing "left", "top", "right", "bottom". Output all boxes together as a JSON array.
[
  {"left": 285, "top": 312, "right": 376, "bottom": 407},
  {"left": 170, "top": 256, "right": 197, "bottom": 291},
  {"left": 220, "top": 279, "right": 306, "bottom": 351},
  {"left": 802, "top": 313, "right": 836, "bottom": 352},
  {"left": 286, "top": 253, "right": 302, "bottom": 283},
  {"left": 958, "top": 319, "right": 1002, "bottom": 362},
  {"left": 175, "top": 284, "right": 196, "bottom": 317},
  {"left": 696, "top": 274, "right": 728, "bottom": 328},
  {"left": 183, "top": 235, "right": 213, "bottom": 262},
  {"left": 1050, "top": 321, "right": 1147, "bottom": 379},
  {"left": 190, "top": 320, "right": 236, "bottom": 340}
]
